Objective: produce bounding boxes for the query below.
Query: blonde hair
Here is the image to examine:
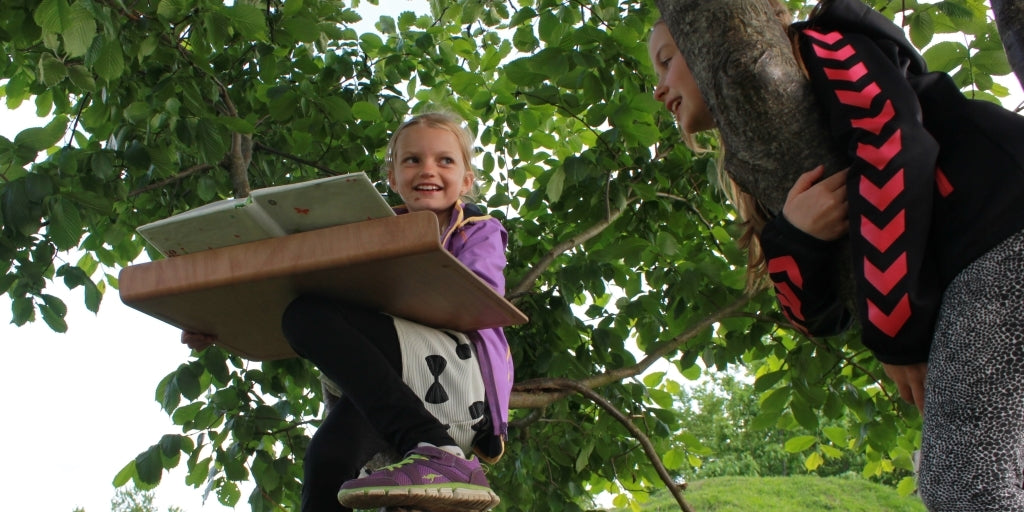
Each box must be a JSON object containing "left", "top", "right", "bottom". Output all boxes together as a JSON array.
[
  {"left": 384, "top": 111, "right": 480, "bottom": 202},
  {"left": 650, "top": 0, "right": 793, "bottom": 291}
]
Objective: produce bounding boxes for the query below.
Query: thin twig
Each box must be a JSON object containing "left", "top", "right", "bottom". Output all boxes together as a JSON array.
[
  {"left": 543, "top": 379, "right": 694, "bottom": 512},
  {"left": 508, "top": 198, "right": 639, "bottom": 299}
]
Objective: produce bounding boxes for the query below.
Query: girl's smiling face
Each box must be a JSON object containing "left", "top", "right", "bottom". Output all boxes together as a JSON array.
[
  {"left": 388, "top": 123, "right": 474, "bottom": 228},
  {"left": 648, "top": 22, "right": 715, "bottom": 135}
]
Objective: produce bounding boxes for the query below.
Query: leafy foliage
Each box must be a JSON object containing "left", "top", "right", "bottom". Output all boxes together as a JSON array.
[{"left": 0, "top": 0, "right": 1015, "bottom": 510}]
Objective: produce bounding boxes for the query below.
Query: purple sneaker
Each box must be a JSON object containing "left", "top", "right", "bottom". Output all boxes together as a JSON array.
[{"left": 337, "top": 445, "right": 500, "bottom": 512}]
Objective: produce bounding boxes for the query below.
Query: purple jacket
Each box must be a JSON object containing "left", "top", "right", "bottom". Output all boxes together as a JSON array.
[{"left": 397, "top": 202, "right": 513, "bottom": 461}]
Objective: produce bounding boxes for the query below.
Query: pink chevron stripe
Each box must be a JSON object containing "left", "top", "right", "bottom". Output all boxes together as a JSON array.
[
  {"left": 935, "top": 167, "right": 954, "bottom": 197},
  {"left": 767, "top": 255, "right": 804, "bottom": 289},
  {"left": 774, "top": 281, "right": 805, "bottom": 322},
  {"left": 812, "top": 43, "right": 856, "bottom": 62},
  {"left": 860, "top": 210, "right": 905, "bottom": 253},
  {"left": 850, "top": 100, "right": 895, "bottom": 135},
  {"left": 859, "top": 169, "right": 904, "bottom": 211},
  {"left": 824, "top": 61, "right": 868, "bottom": 82},
  {"left": 866, "top": 294, "right": 911, "bottom": 337},
  {"left": 856, "top": 129, "right": 902, "bottom": 170},
  {"left": 863, "top": 253, "right": 907, "bottom": 296},
  {"left": 835, "top": 82, "right": 881, "bottom": 109},
  {"left": 803, "top": 29, "right": 843, "bottom": 45}
]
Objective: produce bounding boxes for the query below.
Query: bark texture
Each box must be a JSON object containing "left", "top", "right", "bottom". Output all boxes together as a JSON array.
[
  {"left": 992, "top": 0, "right": 1024, "bottom": 94},
  {"left": 654, "top": 0, "right": 847, "bottom": 213}
]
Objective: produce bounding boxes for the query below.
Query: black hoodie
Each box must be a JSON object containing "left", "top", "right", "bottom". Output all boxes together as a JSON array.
[{"left": 760, "top": 0, "right": 1024, "bottom": 364}]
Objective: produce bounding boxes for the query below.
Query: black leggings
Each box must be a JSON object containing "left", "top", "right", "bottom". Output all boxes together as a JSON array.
[{"left": 281, "top": 295, "right": 456, "bottom": 512}]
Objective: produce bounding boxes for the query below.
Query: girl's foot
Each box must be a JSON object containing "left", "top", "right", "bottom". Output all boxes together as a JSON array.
[{"left": 337, "top": 445, "right": 499, "bottom": 512}]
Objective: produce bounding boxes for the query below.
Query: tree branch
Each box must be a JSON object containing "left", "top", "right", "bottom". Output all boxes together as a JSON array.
[
  {"left": 129, "top": 163, "right": 217, "bottom": 197},
  {"left": 253, "top": 141, "right": 343, "bottom": 176},
  {"left": 544, "top": 378, "right": 694, "bottom": 512},
  {"left": 508, "top": 198, "right": 639, "bottom": 300},
  {"left": 510, "top": 292, "right": 752, "bottom": 408}
]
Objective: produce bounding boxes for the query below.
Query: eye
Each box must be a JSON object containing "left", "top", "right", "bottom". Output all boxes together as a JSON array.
[
  {"left": 402, "top": 156, "right": 419, "bottom": 164},
  {"left": 440, "top": 156, "right": 455, "bottom": 165}
]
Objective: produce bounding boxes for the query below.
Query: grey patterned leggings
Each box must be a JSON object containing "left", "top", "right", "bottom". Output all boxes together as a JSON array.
[{"left": 919, "top": 229, "right": 1024, "bottom": 511}]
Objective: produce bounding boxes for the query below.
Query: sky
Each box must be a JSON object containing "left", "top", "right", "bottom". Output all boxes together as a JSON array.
[{"left": 2, "top": 4, "right": 1024, "bottom": 512}]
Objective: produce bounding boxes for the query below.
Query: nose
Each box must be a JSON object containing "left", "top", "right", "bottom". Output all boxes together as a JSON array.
[
  {"left": 653, "top": 80, "right": 668, "bottom": 104},
  {"left": 419, "top": 162, "right": 437, "bottom": 176}
]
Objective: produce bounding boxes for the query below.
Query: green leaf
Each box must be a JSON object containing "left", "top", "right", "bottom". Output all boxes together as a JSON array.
[
  {"left": 48, "top": 196, "right": 83, "bottom": 250},
  {"left": 63, "top": 2, "right": 97, "bottom": 58},
  {"left": 679, "top": 363, "right": 701, "bottom": 380},
  {"left": 784, "top": 435, "right": 817, "bottom": 453},
  {"left": 574, "top": 441, "right": 593, "bottom": 472},
  {"left": 351, "top": 101, "right": 381, "bottom": 121},
  {"left": 803, "top": 450, "right": 824, "bottom": 471},
  {"left": 112, "top": 460, "right": 137, "bottom": 487},
  {"left": 34, "top": 0, "right": 72, "bottom": 32},
  {"left": 225, "top": 4, "right": 268, "bottom": 41},
  {"left": 823, "top": 426, "right": 848, "bottom": 447},
  {"left": 217, "top": 115, "right": 255, "bottom": 134},
  {"left": 12, "top": 297, "right": 35, "bottom": 325},
  {"left": 759, "top": 386, "right": 790, "bottom": 413},
  {"left": 159, "top": 434, "right": 182, "bottom": 458},
  {"left": 135, "top": 445, "right": 163, "bottom": 485},
  {"left": 196, "top": 118, "right": 228, "bottom": 163},
  {"left": 156, "top": 0, "right": 187, "bottom": 21},
  {"left": 175, "top": 364, "right": 202, "bottom": 400},
  {"left": 2, "top": 180, "right": 43, "bottom": 236},
  {"left": 642, "top": 371, "right": 665, "bottom": 387},
  {"left": 15, "top": 116, "right": 68, "bottom": 151},
  {"left": 546, "top": 167, "right": 564, "bottom": 202},
  {"left": 661, "top": 448, "right": 686, "bottom": 470},
  {"left": 282, "top": 0, "right": 303, "bottom": 16},
  {"left": 907, "top": 11, "right": 934, "bottom": 48},
  {"left": 504, "top": 56, "right": 547, "bottom": 87},
  {"left": 897, "top": 476, "right": 918, "bottom": 496},
  {"left": 922, "top": 41, "right": 968, "bottom": 73},
  {"left": 680, "top": 431, "right": 711, "bottom": 455},
  {"left": 790, "top": 394, "right": 819, "bottom": 430},
  {"left": 67, "top": 64, "right": 96, "bottom": 92},
  {"left": 39, "top": 302, "right": 68, "bottom": 332},
  {"left": 92, "top": 36, "right": 125, "bottom": 81},
  {"left": 83, "top": 279, "right": 101, "bottom": 312},
  {"left": 217, "top": 480, "right": 242, "bottom": 506},
  {"left": 972, "top": 49, "right": 1011, "bottom": 76},
  {"left": 38, "top": 53, "right": 67, "bottom": 87},
  {"left": 281, "top": 15, "right": 319, "bottom": 43}
]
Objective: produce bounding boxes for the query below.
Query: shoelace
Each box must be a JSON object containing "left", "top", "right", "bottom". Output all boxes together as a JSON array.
[{"left": 378, "top": 453, "right": 428, "bottom": 472}]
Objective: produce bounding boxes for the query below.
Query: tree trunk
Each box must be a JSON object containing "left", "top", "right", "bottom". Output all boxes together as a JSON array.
[
  {"left": 654, "top": 0, "right": 847, "bottom": 213},
  {"left": 992, "top": 0, "right": 1024, "bottom": 94}
]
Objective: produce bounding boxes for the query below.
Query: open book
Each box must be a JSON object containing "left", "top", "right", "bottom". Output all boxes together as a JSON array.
[{"left": 137, "top": 172, "right": 395, "bottom": 257}]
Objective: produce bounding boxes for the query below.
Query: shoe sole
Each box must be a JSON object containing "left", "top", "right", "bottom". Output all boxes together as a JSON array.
[{"left": 338, "top": 485, "right": 500, "bottom": 512}]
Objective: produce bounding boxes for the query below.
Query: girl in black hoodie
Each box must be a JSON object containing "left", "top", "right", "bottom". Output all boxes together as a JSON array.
[{"left": 650, "top": 1, "right": 1024, "bottom": 509}]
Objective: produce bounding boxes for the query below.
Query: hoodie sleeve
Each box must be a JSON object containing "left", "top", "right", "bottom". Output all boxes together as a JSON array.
[
  {"left": 797, "top": 26, "right": 943, "bottom": 364},
  {"left": 760, "top": 215, "right": 852, "bottom": 337},
  {"left": 449, "top": 218, "right": 508, "bottom": 296}
]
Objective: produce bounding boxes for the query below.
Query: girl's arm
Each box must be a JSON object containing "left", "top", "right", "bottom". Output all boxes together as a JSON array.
[
  {"left": 450, "top": 218, "right": 508, "bottom": 296},
  {"left": 761, "top": 202, "right": 852, "bottom": 338},
  {"left": 798, "top": 27, "right": 943, "bottom": 364}
]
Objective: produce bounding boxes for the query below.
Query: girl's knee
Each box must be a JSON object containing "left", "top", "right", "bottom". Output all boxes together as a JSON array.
[{"left": 281, "top": 295, "right": 328, "bottom": 352}]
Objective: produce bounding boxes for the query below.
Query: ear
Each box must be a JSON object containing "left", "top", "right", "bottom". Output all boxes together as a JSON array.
[
  {"left": 387, "top": 168, "right": 397, "bottom": 189},
  {"left": 461, "top": 170, "right": 474, "bottom": 195}
]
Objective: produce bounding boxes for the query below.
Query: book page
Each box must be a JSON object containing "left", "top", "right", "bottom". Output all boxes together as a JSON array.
[
  {"left": 135, "top": 172, "right": 395, "bottom": 257},
  {"left": 137, "top": 198, "right": 286, "bottom": 257},
  {"left": 250, "top": 172, "right": 395, "bottom": 234}
]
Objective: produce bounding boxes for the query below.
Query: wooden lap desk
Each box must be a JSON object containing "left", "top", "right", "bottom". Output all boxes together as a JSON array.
[{"left": 118, "top": 211, "right": 528, "bottom": 361}]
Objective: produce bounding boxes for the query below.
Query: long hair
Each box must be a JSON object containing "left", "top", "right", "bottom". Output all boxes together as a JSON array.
[{"left": 652, "top": 0, "right": 794, "bottom": 291}]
